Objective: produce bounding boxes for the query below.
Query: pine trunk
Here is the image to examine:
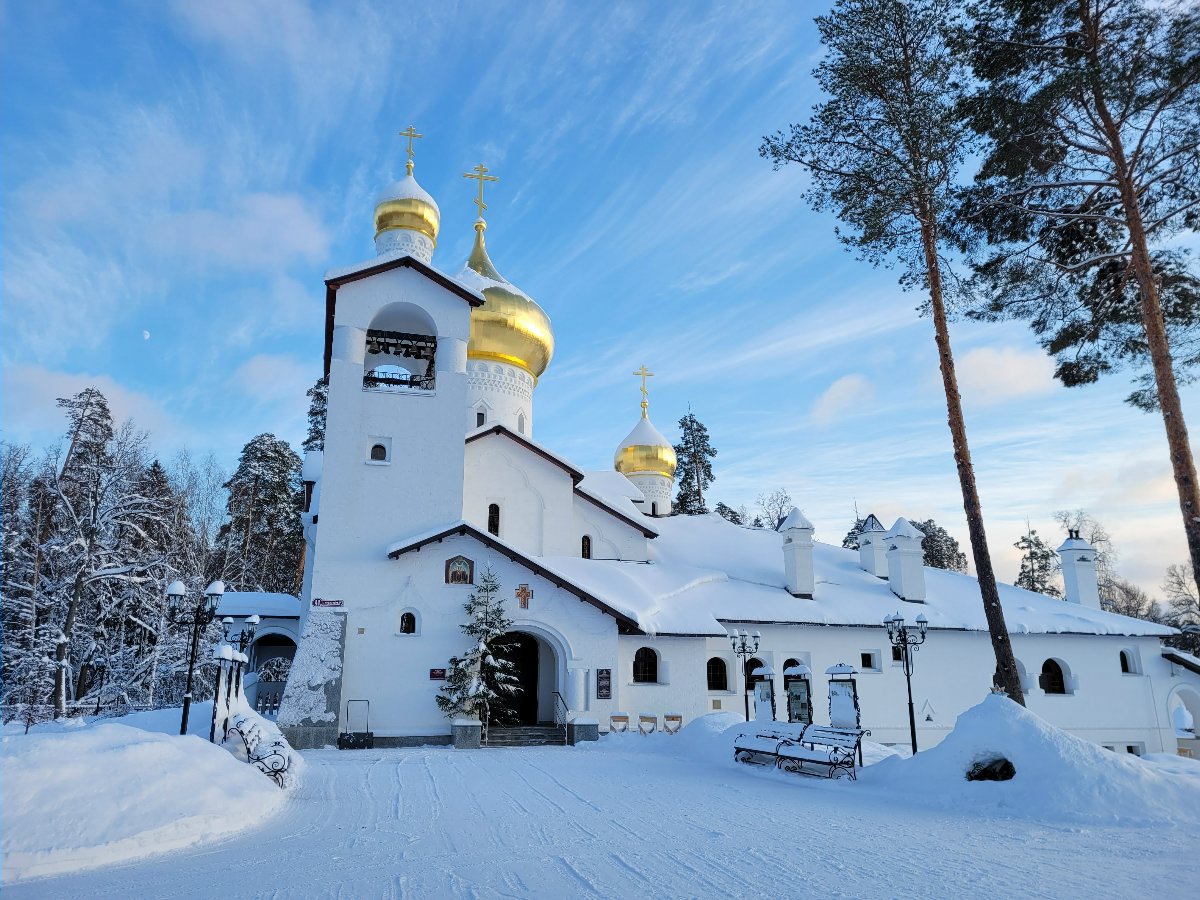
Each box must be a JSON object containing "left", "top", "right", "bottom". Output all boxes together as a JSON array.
[
  {"left": 920, "top": 216, "right": 1026, "bottom": 705},
  {"left": 1078, "top": 0, "right": 1200, "bottom": 592},
  {"left": 54, "top": 570, "right": 86, "bottom": 717}
]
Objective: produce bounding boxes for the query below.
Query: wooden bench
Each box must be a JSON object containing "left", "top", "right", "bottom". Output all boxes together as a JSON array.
[
  {"left": 609, "top": 713, "right": 630, "bottom": 733},
  {"left": 663, "top": 713, "right": 683, "bottom": 735},
  {"left": 638, "top": 714, "right": 657, "bottom": 735}
]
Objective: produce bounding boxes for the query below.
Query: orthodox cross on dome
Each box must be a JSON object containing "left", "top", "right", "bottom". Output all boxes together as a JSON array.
[
  {"left": 398, "top": 124, "right": 423, "bottom": 176},
  {"left": 515, "top": 583, "right": 532, "bottom": 609},
  {"left": 633, "top": 365, "right": 654, "bottom": 418},
  {"left": 463, "top": 163, "right": 499, "bottom": 219}
]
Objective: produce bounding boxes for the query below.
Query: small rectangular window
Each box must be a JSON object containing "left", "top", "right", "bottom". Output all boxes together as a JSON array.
[
  {"left": 476, "top": 411, "right": 485, "bottom": 427},
  {"left": 859, "top": 651, "right": 881, "bottom": 672},
  {"left": 891, "top": 645, "right": 903, "bottom": 663}
]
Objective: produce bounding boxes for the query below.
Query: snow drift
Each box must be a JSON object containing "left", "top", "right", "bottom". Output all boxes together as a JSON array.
[
  {"left": 2, "top": 722, "right": 286, "bottom": 883},
  {"left": 864, "top": 694, "right": 1200, "bottom": 825}
]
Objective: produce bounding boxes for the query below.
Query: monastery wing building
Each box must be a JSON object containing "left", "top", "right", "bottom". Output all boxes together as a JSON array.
[{"left": 266, "top": 140, "right": 1200, "bottom": 755}]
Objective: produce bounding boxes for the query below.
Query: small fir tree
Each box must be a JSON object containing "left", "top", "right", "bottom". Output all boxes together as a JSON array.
[
  {"left": 1014, "top": 525, "right": 1061, "bottom": 598},
  {"left": 436, "top": 566, "right": 523, "bottom": 725},
  {"left": 673, "top": 411, "right": 716, "bottom": 515},
  {"left": 910, "top": 519, "right": 968, "bottom": 572},
  {"left": 842, "top": 517, "right": 867, "bottom": 550}
]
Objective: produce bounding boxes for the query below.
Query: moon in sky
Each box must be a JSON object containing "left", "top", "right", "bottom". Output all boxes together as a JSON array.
[{"left": 143, "top": 330, "right": 151, "bottom": 340}]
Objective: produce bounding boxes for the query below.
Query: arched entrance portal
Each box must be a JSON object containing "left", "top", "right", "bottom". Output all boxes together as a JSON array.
[{"left": 492, "top": 630, "right": 561, "bottom": 726}]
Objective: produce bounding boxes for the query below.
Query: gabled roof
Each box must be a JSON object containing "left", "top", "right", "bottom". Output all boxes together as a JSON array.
[
  {"left": 1164, "top": 650, "right": 1200, "bottom": 677},
  {"left": 466, "top": 424, "right": 583, "bottom": 484},
  {"left": 323, "top": 253, "right": 485, "bottom": 377},
  {"left": 466, "top": 424, "right": 658, "bottom": 538},
  {"left": 386, "top": 521, "right": 643, "bottom": 632}
]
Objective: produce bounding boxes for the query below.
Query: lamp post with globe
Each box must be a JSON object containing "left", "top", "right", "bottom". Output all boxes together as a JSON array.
[{"left": 165, "top": 579, "right": 225, "bottom": 736}]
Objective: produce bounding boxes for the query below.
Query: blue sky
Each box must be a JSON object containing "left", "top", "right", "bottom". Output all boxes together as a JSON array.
[{"left": 2, "top": 0, "right": 1194, "bottom": 594}]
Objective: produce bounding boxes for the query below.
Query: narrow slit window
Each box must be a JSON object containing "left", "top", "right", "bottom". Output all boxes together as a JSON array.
[
  {"left": 488, "top": 503, "right": 500, "bottom": 536},
  {"left": 581, "top": 535, "right": 592, "bottom": 559}
]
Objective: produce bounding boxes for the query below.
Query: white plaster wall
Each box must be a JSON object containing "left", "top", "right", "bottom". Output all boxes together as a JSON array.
[
  {"left": 611, "top": 626, "right": 1183, "bottom": 752},
  {"left": 463, "top": 440, "right": 574, "bottom": 556},
  {"left": 572, "top": 498, "right": 651, "bottom": 562},
  {"left": 311, "top": 267, "right": 472, "bottom": 617},
  {"left": 336, "top": 534, "right": 622, "bottom": 737},
  {"left": 626, "top": 473, "right": 672, "bottom": 516},
  {"left": 466, "top": 360, "right": 535, "bottom": 435}
]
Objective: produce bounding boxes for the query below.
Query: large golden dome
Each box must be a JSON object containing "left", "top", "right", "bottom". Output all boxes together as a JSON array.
[
  {"left": 373, "top": 166, "right": 440, "bottom": 247},
  {"left": 457, "top": 220, "right": 554, "bottom": 380},
  {"left": 615, "top": 415, "right": 677, "bottom": 479}
]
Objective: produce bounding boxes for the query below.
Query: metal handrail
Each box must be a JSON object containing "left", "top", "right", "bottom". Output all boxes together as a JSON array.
[{"left": 552, "top": 691, "right": 569, "bottom": 745}]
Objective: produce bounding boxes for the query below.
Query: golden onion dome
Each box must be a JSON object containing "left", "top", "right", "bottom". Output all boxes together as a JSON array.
[
  {"left": 456, "top": 220, "right": 554, "bottom": 380},
  {"left": 615, "top": 414, "right": 677, "bottom": 479},
  {"left": 373, "top": 163, "right": 441, "bottom": 247}
]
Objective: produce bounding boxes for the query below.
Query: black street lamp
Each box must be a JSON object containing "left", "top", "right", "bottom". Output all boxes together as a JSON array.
[
  {"left": 222, "top": 614, "right": 261, "bottom": 654},
  {"left": 884, "top": 612, "right": 928, "bottom": 756},
  {"left": 165, "top": 579, "right": 225, "bottom": 736},
  {"left": 728, "top": 628, "right": 761, "bottom": 721}
]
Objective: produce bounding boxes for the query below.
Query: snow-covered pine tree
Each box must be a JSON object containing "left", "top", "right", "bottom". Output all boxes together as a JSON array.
[
  {"left": 842, "top": 517, "right": 867, "bottom": 550},
  {"left": 435, "top": 566, "right": 523, "bottom": 725},
  {"left": 213, "top": 434, "right": 303, "bottom": 594},
  {"left": 1014, "top": 525, "right": 1062, "bottom": 598},
  {"left": 673, "top": 411, "right": 716, "bottom": 515},
  {"left": 715, "top": 502, "right": 743, "bottom": 524},
  {"left": 910, "top": 519, "right": 968, "bottom": 573},
  {"left": 302, "top": 377, "right": 328, "bottom": 453}
]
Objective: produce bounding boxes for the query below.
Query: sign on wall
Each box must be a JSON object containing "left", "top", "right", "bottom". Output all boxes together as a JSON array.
[
  {"left": 429, "top": 668, "right": 447, "bottom": 681},
  {"left": 596, "top": 668, "right": 612, "bottom": 699},
  {"left": 312, "top": 597, "right": 344, "bottom": 608}
]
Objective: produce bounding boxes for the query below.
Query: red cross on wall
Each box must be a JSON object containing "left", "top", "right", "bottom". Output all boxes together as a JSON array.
[{"left": 515, "top": 584, "right": 532, "bottom": 609}]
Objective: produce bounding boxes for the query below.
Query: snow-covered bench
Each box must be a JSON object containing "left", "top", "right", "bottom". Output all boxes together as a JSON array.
[
  {"left": 776, "top": 726, "right": 869, "bottom": 780},
  {"left": 733, "top": 723, "right": 808, "bottom": 767},
  {"left": 226, "top": 714, "right": 294, "bottom": 788},
  {"left": 734, "top": 723, "right": 869, "bottom": 780}
]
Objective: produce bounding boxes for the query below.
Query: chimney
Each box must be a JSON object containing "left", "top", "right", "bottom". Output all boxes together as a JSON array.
[
  {"left": 780, "top": 507, "right": 815, "bottom": 599},
  {"left": 885, "top": 517, "right": 926, "bottom": 603},
  {"left": 857, "top": 513, "right": 888, "bottom": 577},
  {"left": 1058, "top": 529, "right": 1100, "bottom": 608},
  {"left": 301, "top": 450, "right": 323, "bottom": 513}
]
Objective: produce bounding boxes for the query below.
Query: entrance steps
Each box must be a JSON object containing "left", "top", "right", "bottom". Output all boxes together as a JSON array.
[{"left": 485, "top": 725, "right": 567, "bottom": 747}]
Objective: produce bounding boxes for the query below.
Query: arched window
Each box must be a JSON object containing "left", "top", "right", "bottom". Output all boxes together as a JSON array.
[
  {"left": 783, "top": 658, "right": 801, "bottom": 671},
  {"left": 707, "top": 657, "right": 728, "bottom": 691},
  {"left": 370, "top": 443, "right": 388, "bottom": 461},
  {"left": 1039, "top": 659, "right": 1067, "bottom": 694},
  {"left": 517, "top": 413, "right": 526, "bottom": 434},
  {"left": 633, "top": 647, "right": 658, "bottom": 683},
  {"left": 488, "top": 504, "right": 500, "bottom": 536},
  {"left": 581, "top": 535, "right": 592, "bottom": 559},
  {"left": 445, "top": 556, "right": 474, "bottom": 585},
  {"left": 745, "top": 657, "right": 766, "bottom": 686},
  {"left": 399, "top": 612, "right": 416, "bottom": 634},
  {"left": 1120, "top": 650, "right": 1135, "bottom": 674}
]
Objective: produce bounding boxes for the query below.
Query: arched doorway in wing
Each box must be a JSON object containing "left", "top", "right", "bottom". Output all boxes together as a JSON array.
[{"left": 489, "top": 621, "right": 571, "bottom": 726}]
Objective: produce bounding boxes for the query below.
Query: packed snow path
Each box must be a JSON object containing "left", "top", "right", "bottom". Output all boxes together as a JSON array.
[{"left": 10, "top": 740, "right": 1196, "bottom": 898}]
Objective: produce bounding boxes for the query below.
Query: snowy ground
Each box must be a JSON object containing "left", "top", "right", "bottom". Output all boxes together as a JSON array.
[{"left": 7, "top": 711, "right": 1199, "bottom": 899}]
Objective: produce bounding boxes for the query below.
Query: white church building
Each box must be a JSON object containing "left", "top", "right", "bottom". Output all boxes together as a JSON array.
[{"left": 275, "top": 141, "right": 1200, "bottom": 756}]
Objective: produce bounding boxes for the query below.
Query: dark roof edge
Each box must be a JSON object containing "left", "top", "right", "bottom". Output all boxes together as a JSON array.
[
  {"left": 466, "top": 425, "right": 584, "bottom": 484},
  {"left": 572, "top": 486, "right": 659, "bottom": 539},
  {"left": 1164, "top": 650, "right": 1200, "bottom": 677},
  {"left": 387, "top": 523, "right": 643, "bottom": 632}
]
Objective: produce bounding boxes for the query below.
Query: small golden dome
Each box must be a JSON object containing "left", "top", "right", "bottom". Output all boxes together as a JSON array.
[
  {"left": 615, "top": 415, "right": 677, "bottom": 479},
  {"left": 458, "top": 221, "right": 554, "bottom": 380},
  {"left": 373, "top": 166, "right": 440, "bottom": 246}
]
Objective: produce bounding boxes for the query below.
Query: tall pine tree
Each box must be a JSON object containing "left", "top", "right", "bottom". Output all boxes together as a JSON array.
[
  {"left": 761, "top": 0, "right": 1026, "bottom": 704},
  {"left": 303, "top": 377, "right": 328, "bottom": 453},
  {"left": 961, "top": 0, "right": 1200, "bottom": 600},
  {"left": 673, "top": 411, "right": 716, "bottom": 515},
  {"left": 436, "top": 566, "right": 523, "bottom": 725}
]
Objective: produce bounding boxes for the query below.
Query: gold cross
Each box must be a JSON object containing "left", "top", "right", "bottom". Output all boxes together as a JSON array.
[
  {"left": 633, "top": 365, "right": 654, "bottom": 417},
  {"left": 398, "top": 124, "right": 423, "bottom": 175},
  {"left": 463, "top": 163, "right": 499, "bottom": 218}
]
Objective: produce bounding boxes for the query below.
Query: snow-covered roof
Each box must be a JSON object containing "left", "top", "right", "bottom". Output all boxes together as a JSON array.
[
  {"left": 374, "top": 172, "right": 439, "bottom": 211},
  {"left": 542, "top": 515, "right": 1176, "bottom": 638},
  {"left": 886, "top": 517, "right": 925, "bottom": 541},
  {"left": 579, "top": 470, "right": 645, "bottom": 504},
  {"left": 217, "top": 592, "right": 302, "bottom": 619},
  {"left": 323, "top": 251, "right": 485, "bottom": 303}
]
